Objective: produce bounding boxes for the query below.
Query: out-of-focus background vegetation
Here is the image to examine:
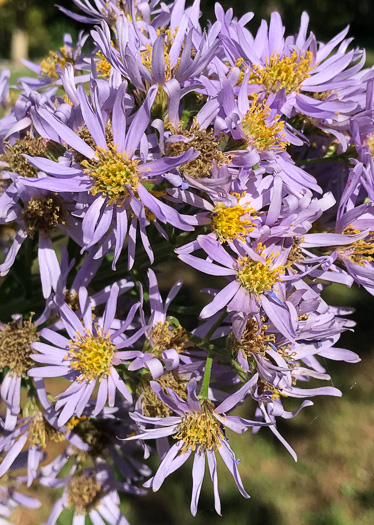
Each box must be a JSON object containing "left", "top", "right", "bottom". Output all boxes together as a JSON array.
[{"left": 1, "top": 1, "right": 374, "bottom": 524}]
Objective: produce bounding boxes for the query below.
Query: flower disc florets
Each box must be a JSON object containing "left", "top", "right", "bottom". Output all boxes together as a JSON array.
[
  {"left": 67, "top": 475, "right": 103, "bottom": 515},
  {"left": 28, "top": 411, "right": 64, "bottom": 448},
  {"left": 211, "top": 195, "right": 257, "bottom": 242},
  {"left": 0, "top": 134, "right": 47, "bottom": 178},
  {"left": 241, "top": 96, "right": 288, "bottom": 152},
  {"left": 338, "top": 226, "right": 374, "bottom": 266},
  {"left": 167, "top": 123, "right": 228, "bottom": 178},
  {"left": 237, "top": 317, "right": 275, "bottom": 357},
  {"left": 68, "top": 327, "right": 115, "bottom": 381},
  {"left": 82, "top": 146, "right": 140, "bottom": 205},
  {"left": 249, "top": 51, "right": 314, "bottom": 94},
  {"left": 21, "top": 195, "right": 66, "bottom": 237},
  {"left": 174, "top": 403, "right": 224, "bottom": 453},
  {"left": 236, "top": 256, "right": 282, "bottom": 295},
  {"left": 0, "top": 316, "right": 39, "bottom": 376},
  {"left": 149, "top": 321, "right": 189, "bottom": 358},
  {"left": 142, "top": 372, "right": 188, "bottom": 418},
  {"left": 40, "top": 46, "right": 77, "bottom": 79}
]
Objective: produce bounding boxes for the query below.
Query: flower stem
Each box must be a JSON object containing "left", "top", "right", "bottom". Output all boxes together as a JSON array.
[
  {"left": 199, "top": 356, "right": 213, "bottom": 400},
  {"left": 198, "top": 309, "right": 228, "bottom": 399}
]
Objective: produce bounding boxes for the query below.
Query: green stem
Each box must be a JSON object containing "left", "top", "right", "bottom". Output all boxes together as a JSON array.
[
  {"left": 197, "top": 309, "right": 228, "bottom": 400},
  {"left": 199, "top": 356, "right": 213, "bottom": 400}
]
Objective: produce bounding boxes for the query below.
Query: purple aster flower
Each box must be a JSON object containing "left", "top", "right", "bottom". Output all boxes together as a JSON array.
[
  {"left": 126, "top": 375, "right": 268, "bottom": 515},
  {"left": 40, "top": 403, "right": 152, "bottom": 487},
  {"left": 0, "top": 182, "right": 83, "bottom": 298},
  {"left": 0, "top": 388, "right": 88, "bottom": 486},
  {"left": 38, "top": 244, "right": 134, "bottom": 326},
  {"left": 28, "top": 284, "right": 146, "bottom": 425},
  {"left": 91, "top": 9, "right": 220, "bottom": 107},
  {"left": 0, "top": 314, "right": 43, "bottom": 431},
  {"left": 41, "top": 466, "right": 142, "bottom": 525},
  {"left": 21, "top": 32, "right": 90, "bottom": 89},
  {"left": 218, "top": 9, "right": 368, "bottom": 129},
  {"left": 302, "top": 201, "right": 374, "bottom": 294},
  {"left": 123, "top": 268, "right": 194, "bottom": 378},
  {"left": 58, "top": 0, "right": 159, "bottom": 25},
  {"left": 178, "top": 234, "right": 298, "bottom": 341},
  {"left": 22, "top": 86, "right": 197, "bottom": 268}
]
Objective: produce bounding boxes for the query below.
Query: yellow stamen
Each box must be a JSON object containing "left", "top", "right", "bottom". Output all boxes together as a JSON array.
[
  {"left": 174, "top": 404, "right": 224, "bottom": 453},
  {"left": 142, "top": 372, "right": 188, "bottom": 418},
  {"left": 0, "top": 315, "right": 38, "bottom": 377},
  {"left": 166, "top": 121, "right": 229, "bottom": 178},
  {"left": 338, "top": 226, "right": 374, "bottom": 266},
  {"left": 40, "top": 46, "right": 77, "bottom": 79},
  {"left": 82, "top": 145, "right": 140, "bottom": 205},
  {"left": 367, "top": 134, "right": 374, "bottom": 158},
  {"left": 236, "top": 317, "right": 275, "bottom": 357},
  {"left": 241, "top": 95, "right": 288, "bottom": 152},
  {"left": 28, "top": 412, "right": 65, "bottom": 448},
  {"left": 148, "top": 321, "right": 190, "bottom": 358},
  {"left": 236, "top": 245, "right": 283, "bottom": 295},
  {"left": 68, "top": 327, "right": 114, "bottom": 381},
  {"left": 211, "top": 192, "right": 257, "bottom": 242},
  {"left": 21, "top": 196, "right": 66, "bottom": 238},
  {"left": 248, "top": 51, "right": 314, "bottom": 94}
]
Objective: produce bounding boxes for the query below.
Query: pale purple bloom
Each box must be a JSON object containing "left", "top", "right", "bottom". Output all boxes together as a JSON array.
[
  {"left": 0, "top": 314, "right": 43, "bottom": 431},
  {"left": 123, "top": 268, "right": 188, "bottom": 378},
  {"left": 178, "top": 234, "right": 297, "bottom": 341},
  {"left": 0, "top": 389, "right": 88, "bottom": 486},
  {"left": 126, "top": 375, "right": 268, "bottom": 515},
  {"left": 21, "top": 32, "right": 90, "bottom": 89},
  {"left": 218, "top": 8, "right": 369, "bottom": 132},
  {"left": 41, "top": 466, "right": 141, "bottom": 525},
  {"left": 28, "top": 284, "right": 146, "bottom": 425},
  {"left": 0, "top": 183, "right": 83, "bottom": 298},
  {"left": 22, "top": 86, "right": 197, "bottom": 268}
]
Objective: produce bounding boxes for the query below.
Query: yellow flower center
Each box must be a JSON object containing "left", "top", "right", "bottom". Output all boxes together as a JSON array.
[
  {"left": 211, "top": 193, "right": 257, "bottom": 242},
  {"left": 82, "top": 146, "right": 140, "bottom": 205},
  {"left": 337, "top": 226, "right": 374, "bottom": 266},
  {"left": 68, "top": 328, "right": 115, "bottom": 381},
  {"left": 40, "top": 46, "right": 77, "bottom": 79},
  {"left": 241, "top": 96, "right": 288, "bottom": 152},
  {"left": 97, "top": 51, "right": 112, "bottom": 79},
  {"left": 174, "top": 405, "right": 224, "bottom": 453},
  {"left": 68, "top": 476, "right": 103, "bottom": 515},
  {"left": 248, "top": 50, "right": 314, "bottom": 95},
  {"left": 236, "top": 252, "right": 282, "bottom": 294},
  {"left": 366, "top": 134, "right": 374, "bottom": 157}
]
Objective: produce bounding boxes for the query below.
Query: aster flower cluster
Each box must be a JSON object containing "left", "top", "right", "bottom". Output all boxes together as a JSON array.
[{"left": 0, "top": 0, "right": 371, "bottom": 521}]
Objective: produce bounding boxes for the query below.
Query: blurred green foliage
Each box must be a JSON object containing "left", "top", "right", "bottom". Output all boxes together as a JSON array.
[{"left": 0, "top": 0, "right": 374, "bottom": 59}]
